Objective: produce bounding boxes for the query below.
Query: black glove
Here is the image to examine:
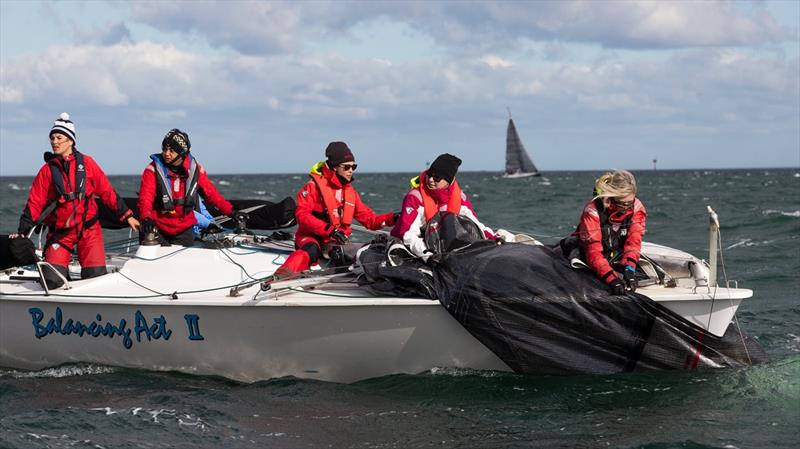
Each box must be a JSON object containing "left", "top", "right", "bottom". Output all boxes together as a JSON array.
[
  {"left": 231, "top": 210, "right": 250, "bottom": 224},
  {"left": 329, "top": 228, "right": 349, "bottom": 244},
  {"left": 393, "top": 211, "right": 401, "bottom": 222},
  {"left": 203, "top": 222, "right": 223, "bottom": 235},
  {"left": 140, "top": 218, "right": 155, "bottom": 235},
  {"left": 623, "top": 266, "right": 637, "bottom": 293},
  {"left": 609, "top": 278, "right": 626, "bottom": 295}
]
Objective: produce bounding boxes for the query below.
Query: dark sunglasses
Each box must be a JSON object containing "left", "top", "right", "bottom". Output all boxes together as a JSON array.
[
  {"left": 611, "top": 197, "right": 635, "bottom": 209},
  {"left": 339, "top": 163, "right": 358, "bottom": 171},
  {"left": 428, "top": 174, "right": 444, "bottom": 182}
]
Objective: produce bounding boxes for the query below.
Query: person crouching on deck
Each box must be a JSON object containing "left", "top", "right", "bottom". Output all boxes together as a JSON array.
[
  {"left": 275, "top": 141, "right": 397, "bottom": 275},
  {"left": 137, "top": 128, "right": 235, "bottom": 246},
  {"left": 15, "top": 112, "right": 140, "bottom": 281},
  {"left": 390, "top": 153, "right": 495, "bottom": 261},
  {"left": 562, "top": 169, "right": 647, "bottom": 295}
]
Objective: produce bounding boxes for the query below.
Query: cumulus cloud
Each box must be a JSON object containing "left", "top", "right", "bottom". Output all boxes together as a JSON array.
[
  {"left": 126, "top": 0, "right": 790, "bottom": 55},
  {"left": 1, "top": 42, "right": 239, "bottom": 107},
  {"left": 0, "top": 86, "right": 24, "bottom": 103},
  {"left": 2, "top": 38, "right": 794, "bottom": 128}
]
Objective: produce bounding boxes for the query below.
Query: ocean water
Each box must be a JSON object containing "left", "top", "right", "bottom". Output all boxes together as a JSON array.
[{"left": 1, "top": 169, "right": 798, "bottom": 449}]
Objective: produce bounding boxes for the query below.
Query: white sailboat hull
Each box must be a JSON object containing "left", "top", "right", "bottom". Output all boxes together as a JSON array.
[
  {"left": 502, "top": 171, "right": 540, "bottom": 179},
  {"left": 0, "top": 241, "right": 751, "bottom": 382},
  {"left": 0, "top": 294, "right": 509, "bottom": 383}
]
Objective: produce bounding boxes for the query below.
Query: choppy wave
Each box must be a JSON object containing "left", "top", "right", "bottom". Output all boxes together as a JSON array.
[
  {"left": 0, "top": 364, "right": 115, "bottom": 379},
  {"left": 217, "top": 180, "right": 231, "bottom": 186},
  {"left": 89, "top": 406, "right": 210, "bottom": 429},
  {"left": 7, "top": 183, "right": 21, "bottom": 190},
  {"left": 764, "top": 209, "right": 800, "bottom": 218},
  {"left": 724, "top": 238, "right": 777, "bottom": 249}
]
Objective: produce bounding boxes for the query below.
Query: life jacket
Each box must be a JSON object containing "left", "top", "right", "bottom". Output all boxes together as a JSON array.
[
  {"left": 150, "top": 153, "right": 199, "bottom": 212},
  {"left": 43, "top": 150, "right": 94, "bottom": 231},
  {"left": 308, "top": 161, "right": 355, "bottom": 227},
  {"left": 594, "top": 198, "right": 633, "bottom": 261},
  {"left": 411, "top": 172, "right": 463, "bottom": 222},
  {"left": 46, "top": 151, "right": 86, "bottom": 204}
]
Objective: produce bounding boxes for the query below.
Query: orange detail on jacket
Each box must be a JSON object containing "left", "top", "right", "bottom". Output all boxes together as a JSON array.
[
  {"left": 309, "top": 170, "right": 356, "bottom": 228},
  {"left": 419, "top": 171, "right": 462, "bottom": 221}
]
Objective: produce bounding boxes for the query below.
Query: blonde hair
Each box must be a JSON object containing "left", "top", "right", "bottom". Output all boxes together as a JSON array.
[{"left": 593, "top": 169, "right": 637, "bottom": 200}]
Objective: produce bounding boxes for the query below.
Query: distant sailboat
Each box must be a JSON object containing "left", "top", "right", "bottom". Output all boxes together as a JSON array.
[{"left": 503, "top": 113, "right": 540, "bottom": 178}]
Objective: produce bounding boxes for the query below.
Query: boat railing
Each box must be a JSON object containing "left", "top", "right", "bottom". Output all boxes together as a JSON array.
[{"left": 36, "top": 261, "right": 71, "bottom": 294}]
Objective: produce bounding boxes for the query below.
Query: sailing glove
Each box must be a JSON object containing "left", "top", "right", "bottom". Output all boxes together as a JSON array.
[
  {"left": 623, "top": 266, "right": 637, "bottom": 293},
  {"left": 140, "top": 218, "right": 155, "bottom": 235},
  {"left": 231, "top": 210, "right": 249, "bottom": 223},
  {"left": 393, "top": 211, "right": 401, "bottom": 223},
  {"left": 329, "top": 228, "right": 349, "bottom": 244},
  {"left": 609, "top": 278, "right": 626, "bottom": 295}
]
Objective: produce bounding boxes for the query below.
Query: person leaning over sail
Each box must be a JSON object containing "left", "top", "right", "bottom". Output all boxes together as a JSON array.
[
  {"left": 137, "top": 128, "right": 237, "bottom": 246},
  {"left": 14, "top": 112, "right": 140, "bottom": 281},
  {"left": 275, "top": 141, "right": 397, "bottom": 275},
  {"left": 390, "top": 153, "right": 495, "bottom": 261},
  {"left": 560, "top": 169, "right": 647, "bottom": 295}
]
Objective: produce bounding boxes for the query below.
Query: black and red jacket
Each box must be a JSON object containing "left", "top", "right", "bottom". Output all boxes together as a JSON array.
[
  {"left": 19, "top": 151, "right": 132, "bottom": 235},
  {"left": 138, "top": 154, "right": 233, "bottom": 237},
  {"left": 294, "top": 162, "right": 394, "bottom": 248},
  {"left": 574, "top": 198, "right": 647, "bottom": 285}
]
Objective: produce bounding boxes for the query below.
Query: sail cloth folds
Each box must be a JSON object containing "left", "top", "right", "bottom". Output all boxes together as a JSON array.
[
  {"left": 434, "top": 242, "right": 767, "bottom": 374},
  {"left": 505, "top": 118, "right": 540, "bottom": 176}
]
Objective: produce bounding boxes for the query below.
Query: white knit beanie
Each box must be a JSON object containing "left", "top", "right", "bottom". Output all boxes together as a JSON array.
[{"left": 50, "top": 112, "right": 76, "bottom": 143}]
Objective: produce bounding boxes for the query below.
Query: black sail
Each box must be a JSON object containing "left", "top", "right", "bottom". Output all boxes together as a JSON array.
[{"left": 505, "top": 118, "right": 539, "bottom": 176}]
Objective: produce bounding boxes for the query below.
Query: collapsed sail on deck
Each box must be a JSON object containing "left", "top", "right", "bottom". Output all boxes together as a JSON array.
[{"left": 505, "top": 118, "right": 540, "bottom": 177}]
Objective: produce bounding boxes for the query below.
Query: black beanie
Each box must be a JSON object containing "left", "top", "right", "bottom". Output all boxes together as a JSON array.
[
  {"left": 325, "top": 141, "right": 355, "bottom": 167},
  {"left": 428, "top": 153, "right": 462, "bottom": 183}
]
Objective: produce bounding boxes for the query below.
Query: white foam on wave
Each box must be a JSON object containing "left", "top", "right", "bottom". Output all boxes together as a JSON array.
[
  {"left": 7, "top": 183, "right": 21, "bottom": 190},
  {"left": 254, "top": 190, "right": 267, "bottom": 195},
  {"left": 217, "top": 180, "right": 231, "bottom": 186},
  {"left": 429, "top": 366, "right": 500, "bottom": 378},
  {"left": 725, "top": 238, "right": 775, "bottom": 249},
  {"left": 0, "top": 364, "right": 115, "bottom": 379},
  {"left": 764, "top": 209, "right": 800, "bottom": 218},
  {"left": 89, "top": 406, "right": 209, "bottom": 429}
]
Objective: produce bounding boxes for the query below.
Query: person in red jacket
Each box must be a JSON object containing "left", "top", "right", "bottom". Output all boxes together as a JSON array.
[
  {"left": 138, "top": 129, "right": 235, "bottom": 246},
  {"left": 567, "top": 169, "right": 647, "bottom": 295},
  {"left": 15, "top": 112, "right": 139, "bottom": 281},
  {"left": 275, "top": 141, "right": 396, "bottom": 275},
  {"left": 391, "top": 153, "right": 494, "bottom": 260}
]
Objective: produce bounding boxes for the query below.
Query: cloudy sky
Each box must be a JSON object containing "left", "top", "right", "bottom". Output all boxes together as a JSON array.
[{"left": 1, "top": 0, "right": 798, "bottom": 175}]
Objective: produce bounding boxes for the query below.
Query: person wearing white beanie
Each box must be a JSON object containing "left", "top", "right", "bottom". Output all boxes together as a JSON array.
[
  {"left": 50, "top": 112, "right": 77, "bottom": 144},
  {"left": 15, "top": 112, "right": 140, "bottom": 288}
]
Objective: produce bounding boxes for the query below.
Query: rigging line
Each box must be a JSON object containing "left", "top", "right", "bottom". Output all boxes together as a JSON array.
[
  {"left": 1, "top": 291, "right": 166, "bottom": 299},
  {"left": 286, "top": 286, "right": 379, "bottom": 298},
  {"left": 116, "top": 270, "right": 169, "bottom": 297},
  {"left": 717, "top": 228, "right": 753, "bottom": 365},
  {"left": 132, "top": 246, "right": 191, "bottom": 261},
  {"left": 218, "top": 247, "right": 260, "bottom": 281}
]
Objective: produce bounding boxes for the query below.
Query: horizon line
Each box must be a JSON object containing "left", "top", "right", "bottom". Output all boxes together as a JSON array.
[{"left": 1, "top": 166, "right": 799, "bottom": 178}]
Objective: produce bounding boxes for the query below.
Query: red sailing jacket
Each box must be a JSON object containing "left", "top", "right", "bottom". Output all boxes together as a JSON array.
[
  {"left": 575, "top": 198, "right": 647, "bottom": 284},
  {"left": 294, "top": 162, "right": 394, "bottom": 247},
  {"left": 138, "top": 155, "right": 233, "bottom": 236},
  {"left": 19, "top": 151, "right": 131, "bottom": 234}
]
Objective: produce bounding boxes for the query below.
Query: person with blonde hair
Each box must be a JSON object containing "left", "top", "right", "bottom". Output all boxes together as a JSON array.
[{"left": 562, "top": 169, "right": 647, "bottom": 295}]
